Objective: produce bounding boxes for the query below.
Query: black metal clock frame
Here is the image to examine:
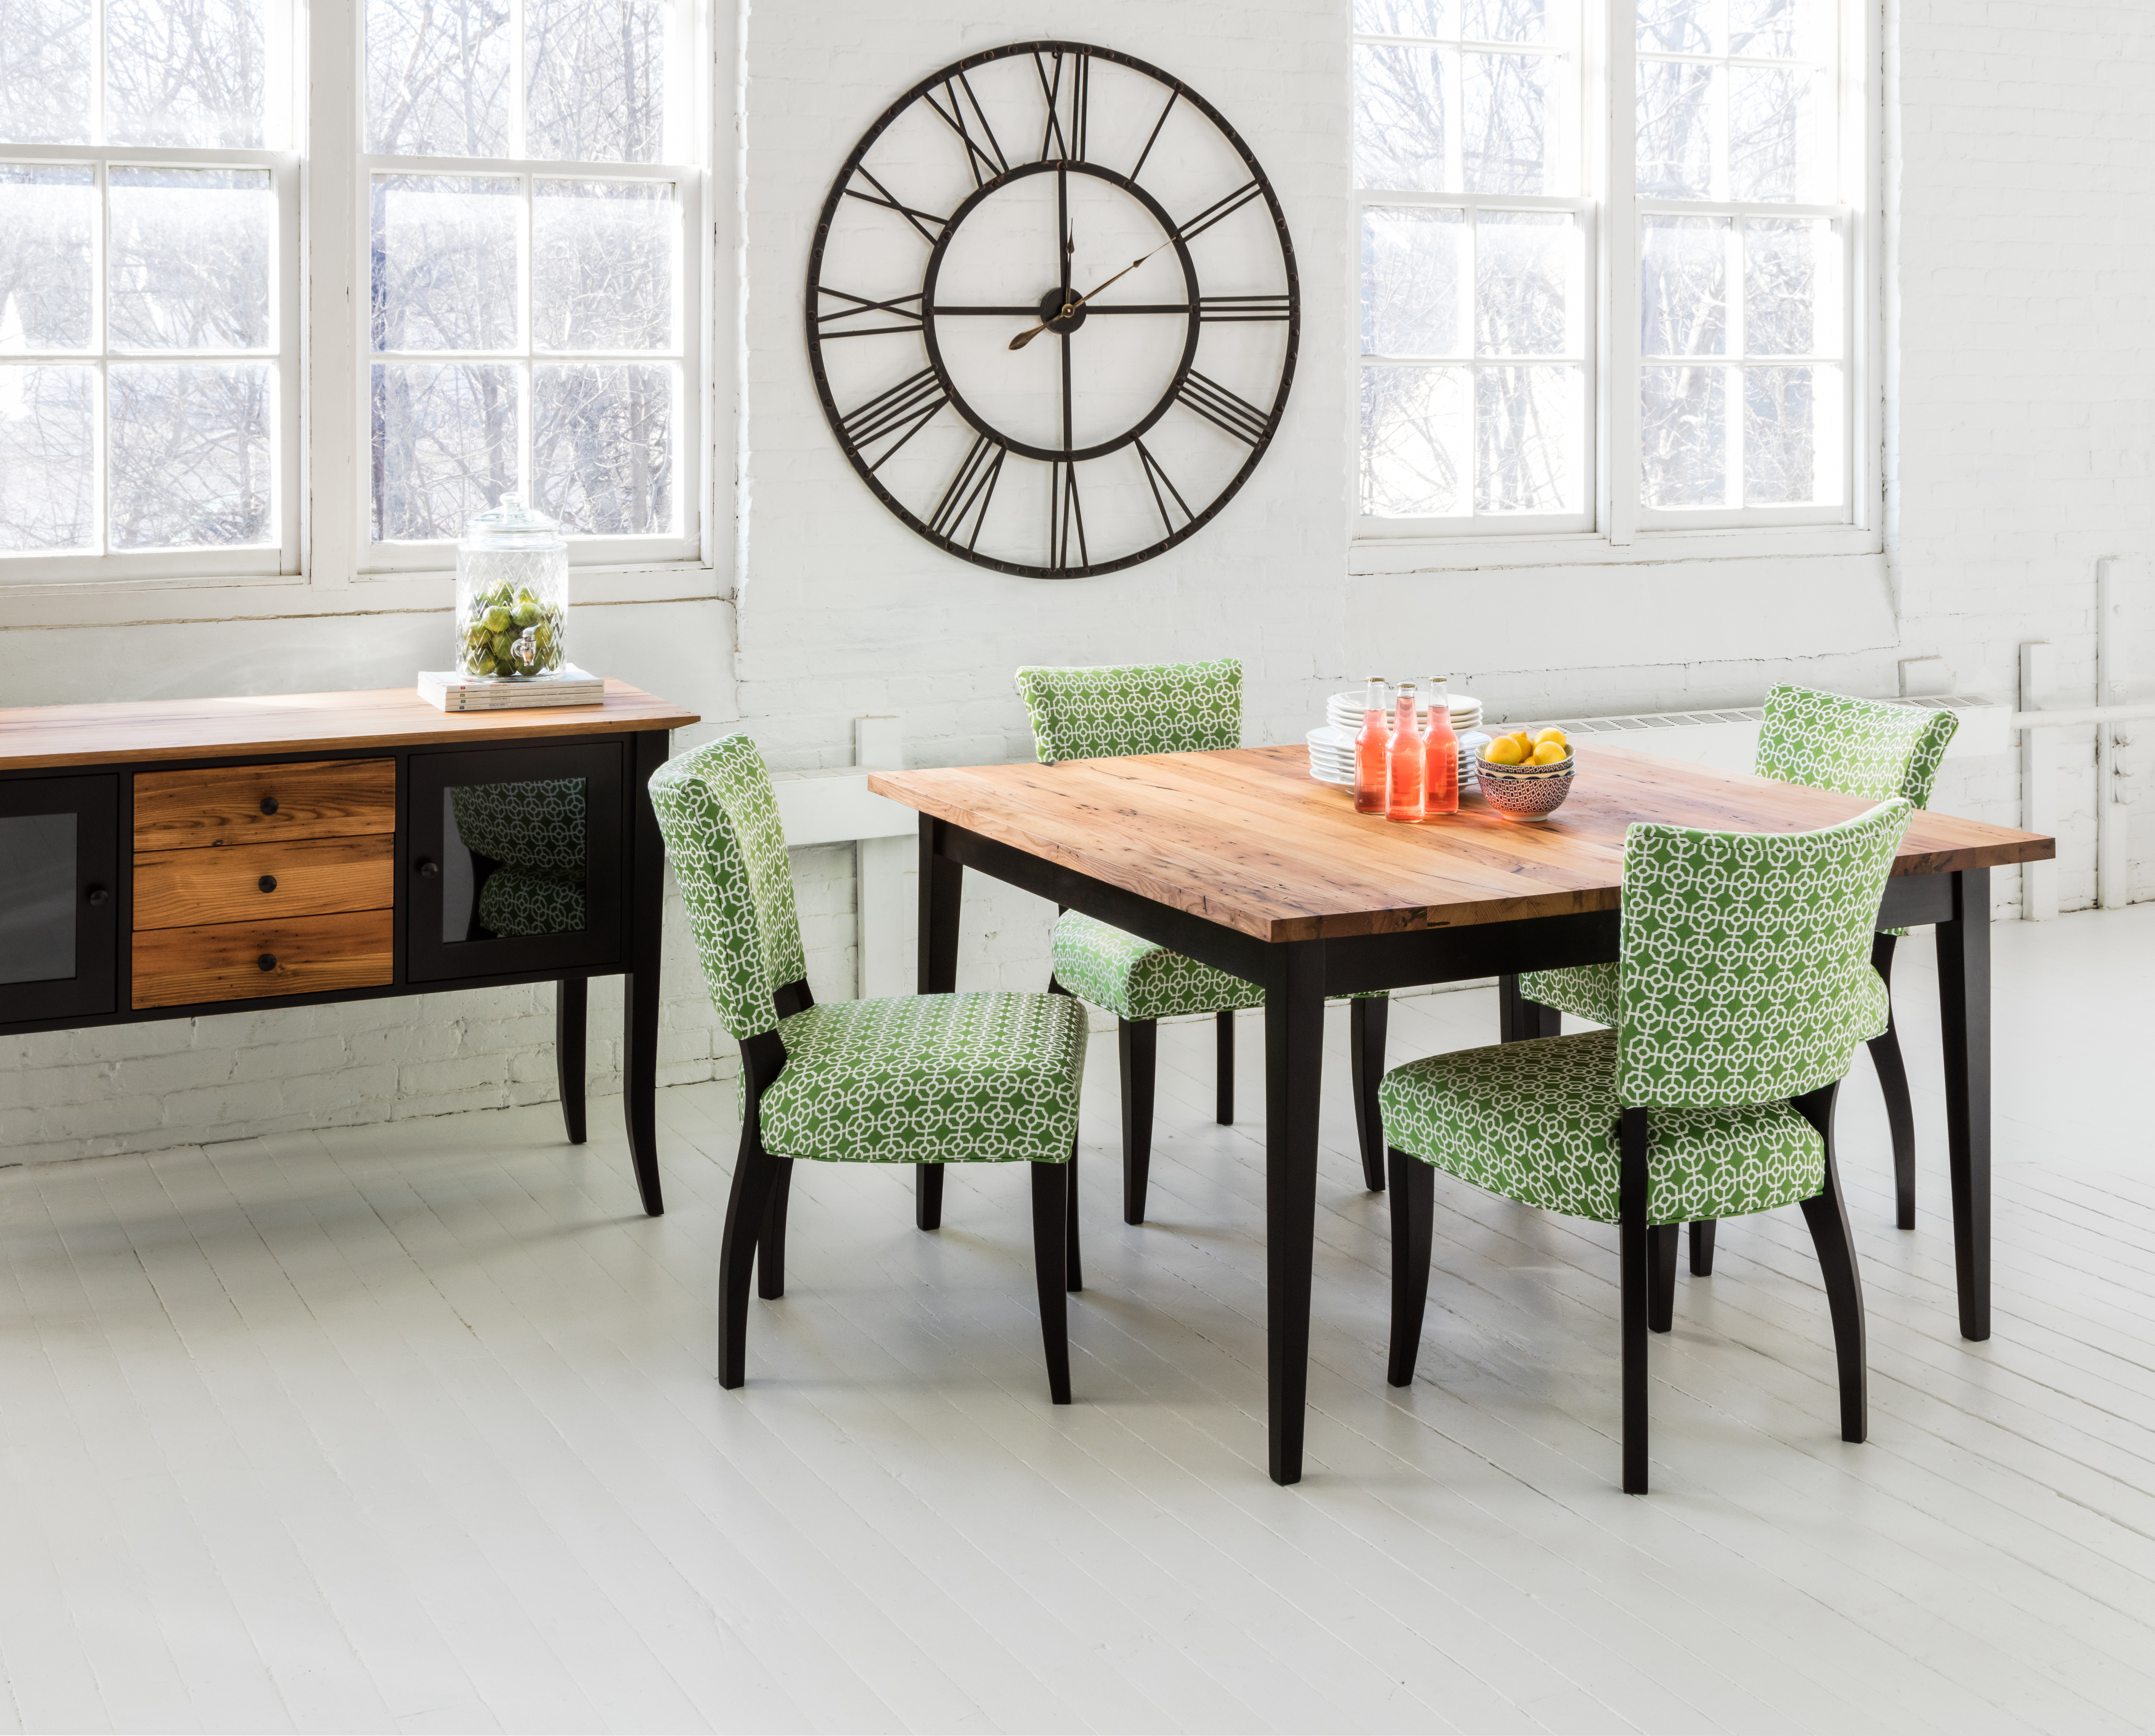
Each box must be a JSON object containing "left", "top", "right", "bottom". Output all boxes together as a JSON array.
[{"left": 805, "top": 41, "right": 1301, "bottom": 580}]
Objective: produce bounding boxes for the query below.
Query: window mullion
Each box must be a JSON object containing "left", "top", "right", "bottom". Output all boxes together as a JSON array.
[
  {"left": 1604, "top": 0, "right": 1638, "bottom": 543},
  {"left": 307, "top": 0, "right": 362, "bottom": 586}
]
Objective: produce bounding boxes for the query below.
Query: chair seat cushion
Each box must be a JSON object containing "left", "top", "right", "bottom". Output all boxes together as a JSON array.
[
  {"left": 1379, "top": 1028, "right": 1826, "bottom": 1224},
  {"left": 1052, "top": 911, "right": 1265, "bottom": 1022},
  {"left": 758, "top": 991, "right": 1088, "bottom": 1166},
  {"left": 1517, "top": 960, "right": 1620, "bottom": 1025},
  {"left": 478, "top": 867, "right": 585, "bottom": 937}
]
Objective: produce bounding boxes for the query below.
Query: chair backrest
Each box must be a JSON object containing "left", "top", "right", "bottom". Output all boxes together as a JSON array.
[
  {"left": 449, "top": 779, "right": 587, "bottom": 881},
  {"left": 1754, "top": 683, "right": 1958, "bottom": 807},
  {"left": 648, "top": 732, "right": 808, "bottom": 1041},
  {"left": 1616, "top": 798, "right": 1913, "bottom": 1109},
  {"left": 1015, "top": 658, "right": 1242, "bottom": 763}
]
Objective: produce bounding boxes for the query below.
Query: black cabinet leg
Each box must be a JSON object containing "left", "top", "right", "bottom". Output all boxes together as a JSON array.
[
  {"left": 757, "top": 1158, "right": 793, "bottom": 1300},
  {"left": 1648, "top": 1223, "right": 1678, "bottom": 1332},
  {"left": 1350, "top": 994, "right": 1389, "bottom": 1192},
  {"left": 1264, "top": 939, "right": 1327, "bottom": 1486},
  {"left": 1937, "top": 868, "right": 1992, "bottom": 1340},
  {"left": 622, "top": 967, "right": 662, "bottom": 1216},
  {"left": 1118, "top": 1018, "right": 1158, "bottom": 1225},
  {"left": 555, "top": 978, "right": 587, "bottom": 1145},
  {"left": 1869, "top": 932, "right": 1918, "bottom": 1230},
  {"left": 1689, "top": 1219, "right": 1716, "bottom": 1276},
  {"left": 717, "top": 1135, "right": 780, "bottom": 1388},
  {"left": 1216, "top": 1008, "right": 1235, "bottom": 1125},
  {"left": 1031, "top": 1161, "right": 1073, "bottom": 1404},
  {"left": 1387, "top": 1149, "right": 1434, "bottom": 1387},
  {"left": 1620, "top": 1106, "right": 1651, "bottom": 1494}
]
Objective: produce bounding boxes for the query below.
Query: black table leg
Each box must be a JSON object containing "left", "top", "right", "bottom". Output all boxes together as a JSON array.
[
  {"left": 1498, "top": 974, "right": 1561, "bottom": 1042},
  {"left": 917, "top": 817, "right": 963, "bottom": 1231},
  {"left": 623, "top": 730, "right": 668, "bottom": 1217},
  {"left": 1264, "top": 938, "right": 1326, "bottom": 1486},
  {"left": 1937, "top": 866, "right": 1992, "bottom": 1340}
]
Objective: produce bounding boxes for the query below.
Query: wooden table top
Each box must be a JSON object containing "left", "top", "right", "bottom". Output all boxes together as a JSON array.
[
  {"left": 871, "top": 743, "right": 2056, "bottom": 942},
  {"left": 0, "top": 681, "right": 701, "bottom": 771}
]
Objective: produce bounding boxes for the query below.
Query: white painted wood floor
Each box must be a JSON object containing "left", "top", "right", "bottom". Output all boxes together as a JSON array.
[{"left": 4, "top": 907, "right": 2155, "bottom": 1733}]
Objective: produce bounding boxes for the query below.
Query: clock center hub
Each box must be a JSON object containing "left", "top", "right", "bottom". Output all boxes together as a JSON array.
[{"left": 1037, "top": 286, "right": 1088, "bottom": 335}]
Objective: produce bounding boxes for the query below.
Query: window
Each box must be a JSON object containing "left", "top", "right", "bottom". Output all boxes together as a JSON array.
[
  {"left": 361, "top": 0, "right": 701, "bottom": 569},
  {"left": 0, "top": 0, "right": 298, "bottom": 580},
  {"left": 1355, "top": 0, "right": 1868, "bottom": 540}
]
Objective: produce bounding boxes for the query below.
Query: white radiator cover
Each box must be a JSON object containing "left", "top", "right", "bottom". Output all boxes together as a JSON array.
[{"left": 1526, "top": 694, "right": 2010, "bottom": 776}]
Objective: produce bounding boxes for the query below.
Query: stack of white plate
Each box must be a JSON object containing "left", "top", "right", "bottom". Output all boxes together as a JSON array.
[
  {"left": 1324, "top": 689, "right": 1484, "bottom": 738},
  {"left": 1307, "top": 724, "right": 1490, "bottom": 791}
]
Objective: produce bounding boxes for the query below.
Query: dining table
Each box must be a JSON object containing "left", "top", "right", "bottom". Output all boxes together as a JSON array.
[{"left": 867, "top": 742, "right": 2056, "bottom": 1485}]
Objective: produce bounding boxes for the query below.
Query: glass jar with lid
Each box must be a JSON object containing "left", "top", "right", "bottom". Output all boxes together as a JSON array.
[{"left": 455, "top": 496, "right": 568, "bottom": 679}]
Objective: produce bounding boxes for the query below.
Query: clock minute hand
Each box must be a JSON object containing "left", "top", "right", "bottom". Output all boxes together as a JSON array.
[{"left": 1008, "top": 238, "right": 1174, "bottom": 351}]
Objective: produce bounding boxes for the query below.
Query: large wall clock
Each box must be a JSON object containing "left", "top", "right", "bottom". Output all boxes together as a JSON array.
[{"left": 805, "top": 41, "right": 1299, "bottom": 579}]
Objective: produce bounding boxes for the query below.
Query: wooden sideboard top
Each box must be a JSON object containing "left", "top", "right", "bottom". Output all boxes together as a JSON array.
[{"left": 0, "top": 681, "right": 701, "bottom": 771}]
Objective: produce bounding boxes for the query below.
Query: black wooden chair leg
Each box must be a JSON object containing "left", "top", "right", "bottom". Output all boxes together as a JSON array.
[
  {"left": 1871, "top": 929, "right": 1916, "bottom": 1229},
  {"left": 1619, "top": 1106, "right": 1651, "bottom": 1493},
  {"left": 1689, "top": 1219, "right": 1717, "bottom": 1276},
  {"left": 1064, "top": 1142, "right": 1083, "bottom": 1293},
  {"left": 1118, "top": 1018, "right": 1158, "bottom": 1225},
  {"left": 756, "top": 1158, "right": 793, "bottom": 1300},
  {"left": 916, "top": 1163, "right": 943, "bottom": 1231},
  {"left": 1031, "top": 1161, "right": 1073, "bottom": 1404},
  {"left": 555, "top": 977, "right": 587, "bottom": 1144},
  {"left": 717, "top": 1136, "right": 781, "bottom": 1389},
  {"left": 1350, "top": 994, "right": 1389, "bottom": 1191},
  {"left": 1648, "top": 1223, "right": 1678, "bottom": 1332},
  {"left": 1386, "top": 1148, "right": 1434, "bottom": 1387},
  {"left": 1800, "top": 1173, "right": 1868, "bottom": 1446},
  {"left": 1216, "top": 1008, "right": 1235, "bottom": 1124}
]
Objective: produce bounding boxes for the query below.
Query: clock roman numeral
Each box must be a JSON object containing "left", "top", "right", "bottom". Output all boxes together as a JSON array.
[
  {"left": 1131, "top": 89, "right": 1178, "bottom": 181},
  {"left": 1134, "top": 439, "right": 1195, "bottom": 538},
  {"left": 927, "top": 435, "right": 1005, "bottom": 549},
  {"left": 842, "top": 166, "right": 949, "bottom": 245},
  {"left": 1177, "top": 371, "right": 1272, "bottom": 446},
  {"left": 1175, "top": 180, "right": 1263, "bottom": 246},
  {"left": 1049, "top": 460, "right": 1088, "bottom": 571},
  {"left": 923, "top": 73, "right": 1007, "bottom": 188},
  {"left": 1034, "top": 49, "right": 1088, "bottom": 162},
  {"left": 1199, "top": 293, "right": 1291, "bottom": 323},
  {"left": 815, "top": 286, "right": 924, "bottom": 339},
  {"left": 839, "top": 368, "right": 947, "bottom": 471}
]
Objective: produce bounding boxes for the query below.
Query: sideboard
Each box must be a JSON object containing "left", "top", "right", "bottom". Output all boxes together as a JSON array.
[{"left": 0, "top": 681, "right": 700, "bottom": 1213}]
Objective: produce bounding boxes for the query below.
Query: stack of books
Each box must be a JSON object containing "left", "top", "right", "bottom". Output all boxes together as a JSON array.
[{"left": 418, "top": 665, "right": 605, "bottom": 713}]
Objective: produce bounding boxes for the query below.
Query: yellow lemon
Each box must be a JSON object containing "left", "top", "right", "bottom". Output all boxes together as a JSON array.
[
  {"left": 1530, "top": 741, "right": 1569, "bottom": 765},
  {"left": 1535, "top": 727, "right": 1569, "bottom": 748},
  {"left": 1483, "top": 737, "right": 1526, "bottom": 766}
]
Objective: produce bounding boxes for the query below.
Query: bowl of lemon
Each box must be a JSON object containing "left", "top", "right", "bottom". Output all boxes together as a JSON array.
[{"left": 1476, "top": 727, "right": 1575, "bottom": 821}]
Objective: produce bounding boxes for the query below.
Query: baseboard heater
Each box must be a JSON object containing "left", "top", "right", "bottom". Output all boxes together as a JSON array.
[{"left": 1528, "top": 693, "right": 2010, "bottom": 776}]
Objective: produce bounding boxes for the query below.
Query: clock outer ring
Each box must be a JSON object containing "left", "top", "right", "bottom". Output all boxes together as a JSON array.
[
  {"left": 805, "top": 39, "right": 1300, "bottom": 581},
  {"left": 919, "top": 159, "right": 1201, "bottom": 466}
]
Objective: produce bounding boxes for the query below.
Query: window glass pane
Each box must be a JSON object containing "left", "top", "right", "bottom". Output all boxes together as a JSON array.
[
  {"left": 1361, "top": 205, "right": 1464, "bottom": 356},
  {"left": 371, "top": 176, "right": 520, "bottom": 353},
  {"left": 1641, "top": 364, "right": 1727, "bottom": 506},
  {"left": 442, "top": 780, "right": 587, "bottom": 941},
  {"left": 1640, "top": 215, "right": 1726, "bottom": 356},
  {"left": 0, "top": 813, "right": 76, "bottom": 983},
  {"left": 108, "top": 362, "right": 273, "bottom": 548},
  {"left": 533, "top": 362, "right": 674, "bottom": 534},
  {"left": 1729, "top": 64, "right": 1817, "bottom": 203},
  {"left": 1474, "top": 364, "right": 1576, "bottom": 511},
  {"left": 525, "top": 0, "right": 668, "bottom": 163},
  {"left": 1463, "top": 0, "right": 1543, "bottom": 43},
  {"left": 0, "top": 166, "right": 94, "bottom": 350},
  {"left": 371, "top": 360, "right": 518, "bottom": 541},
  {"left": 365, "top": 0, "right": 511, "bottom": 156},
  {"left": 105, "top": 0, "right": 264, "bottom": 147},
  {"left": 0, "top": 364, "right": 94, "bottom": 548},
  {"left": 1636, "top": 0, "right": 1715, "bottom": 53},
  {"left": 1744, "top": 218, "right": 1821, "bottom": 355},
  {"left": 1637, "top": 59, "right": 1716, "bottom": 198},
  {"left": 1745, "top": 365, "right": 1831, "bottom": 503},
  {"left": 533, "top": 181, "right": 675, "bottom": 351},
  {"left": 1354, "top": 43, "right": 1451, "bottom": 192},
  {"left": 0, "top": 0, "right": 92, "bottom": 143},
  {"left": 1462, "top": 52, "right": 1546, "bottom": 194},
  {"left": 109, "top": 168, "right": 273, "bottom": 351},
  {"left": 1355, "top": 0, "right": 1453, "bottom": 35},
  {"left": 1728, "top": 0, "right": 1798, "bottom": 57},
  {"left": 1360, "top": 365, "right": 1469, "bottom": 517},
  {"left": 1475, "top": 211, "right": 1569, "bottom": 357}
]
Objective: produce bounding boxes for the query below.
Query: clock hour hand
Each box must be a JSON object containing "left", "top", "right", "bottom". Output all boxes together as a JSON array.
[{"left": 1008, "top": 238, "right": 1173, "bottom": 350}]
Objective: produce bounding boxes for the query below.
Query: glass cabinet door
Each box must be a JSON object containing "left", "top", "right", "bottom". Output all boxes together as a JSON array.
[
  {"left": 0, "top": 775, "right": 118, "bottom": 1024},
  {"left": 407, "top": 743, "right": 624, "bottom": 982}
]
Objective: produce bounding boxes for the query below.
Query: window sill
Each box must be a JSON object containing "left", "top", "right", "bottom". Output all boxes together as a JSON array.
[{"left": 1349, "top": 522, "right": 1882, "bottom": 574}]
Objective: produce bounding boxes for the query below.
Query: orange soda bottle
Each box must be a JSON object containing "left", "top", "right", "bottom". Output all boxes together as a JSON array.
[
  {"left": 1354, "top": 677, "right": 1387, "bottom": 814},
  {"left": 1423, "top": 674, "right": 1459, "bottom": 815},
  {"left": 1386, "top": 683, "right": 1425, "bottom": 822}
]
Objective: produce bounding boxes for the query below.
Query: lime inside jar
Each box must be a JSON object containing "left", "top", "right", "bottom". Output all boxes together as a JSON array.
[{"left": 455, "top": 495, "right": 568, "bottom": 678}]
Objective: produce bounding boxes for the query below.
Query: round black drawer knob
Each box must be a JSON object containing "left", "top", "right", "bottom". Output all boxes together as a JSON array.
[
  {"left": 259, "top": 796, "right": 279, "bottom": 815},
  {"left": 258, "top": 874, "right": 277, "bottom": 893},
  {"left": 257, "top": 953, "right": 277, "bottom": 972},
  {"left": 86, "top": 885, "right": 109, "bottom": 907},
  {"left": 417, "top": 858, "right": 440, "bottom": 879}
]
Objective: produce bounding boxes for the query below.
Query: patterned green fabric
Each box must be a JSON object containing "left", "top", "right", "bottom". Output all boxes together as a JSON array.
[
  {"left": 1051, "top": 911, "right": 1266, "bottom": 1021},
  {"left": 1016, "top": 658, "right": 1241, "bottom": 763},
  {"left": 755, "top": 991, "right": 1087, "bottom": 1166},
  {"left": 1380, "top": 1029, "right": 1824, "bottom": 1223},
  {"left": 1522, "top": 685, "right": 1953, "bottom": 1014},
  {"left": 1614, "top": 800, "right": 1908, "bottom": 1107},
  {"left": 649, "top": 732, "right": 811, "bottom": 1041},
  {"left": 477, "top": 868, "right": 585, "bottom": 936},
  {"left": 450, "top": 778, "right": 587, "bottom": 876}
]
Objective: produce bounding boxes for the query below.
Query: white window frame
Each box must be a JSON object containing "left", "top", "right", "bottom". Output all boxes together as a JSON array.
[{"left": 1352, "top": 0, "right": 1881, "bottom": 564}]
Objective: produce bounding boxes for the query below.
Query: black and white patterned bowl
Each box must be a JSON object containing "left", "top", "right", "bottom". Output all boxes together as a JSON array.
[{"left": 1475, "top": 754, "right": 1575, "bottom": 821}]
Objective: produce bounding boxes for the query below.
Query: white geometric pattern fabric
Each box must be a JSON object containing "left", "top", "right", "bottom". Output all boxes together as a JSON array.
[
  {"left": 450, "top": 778, "right": 588, "bottom": 875},
  {"left": 1051, "top": 911, "right": 1266, "bottom": 1022},
  {"left": 476, "top": 867, "right": 585, "bottom": 936},
  {"left": 1379, "top": 1028, "right": 1825, "bottom": 1224},
  {"left": 1016, "top": 658, "right": 1242, "bottom": 764}
]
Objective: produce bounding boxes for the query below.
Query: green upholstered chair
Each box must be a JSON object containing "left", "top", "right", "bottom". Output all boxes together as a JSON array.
[
  {"left": 1017, "top": 658, "right": 1392, "bottom": 1223},
  {"left": 1384, "top": 797, "right": 1914, "bottom": 1492},
  {"left": 652, "top": 731, "right": 1089, "bottom": 1403},
  {"left": 450, "top": 778, "right": 588, "bottom": 938},
  {"left": 1515, "top": 683, "right": 1957, "bottom": 1245}
]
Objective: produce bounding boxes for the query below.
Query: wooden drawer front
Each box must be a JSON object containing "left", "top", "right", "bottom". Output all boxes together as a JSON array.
[
  {"left": 133, "top": 835, "right": 394, "bottom": 931},
  {"left": 134, "top": 758, "right": 395, "bottom": 852},
  {"left": 132, "top": 909, "right": 394, "bottom": 1008}
]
